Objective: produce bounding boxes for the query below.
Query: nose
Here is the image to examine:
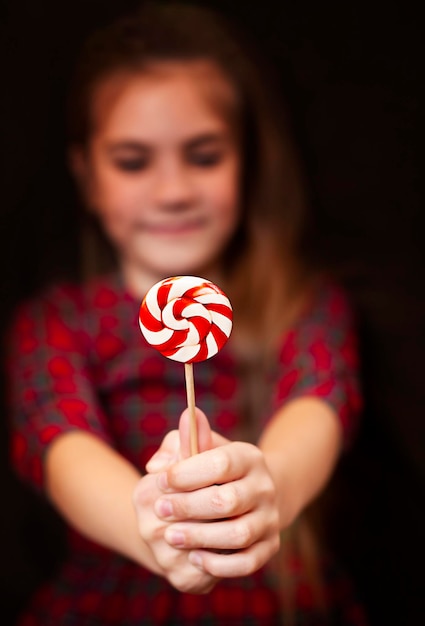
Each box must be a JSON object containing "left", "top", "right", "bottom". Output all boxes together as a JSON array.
[{"left": 153, "top": 160, "right": 195, "bottom": 210}]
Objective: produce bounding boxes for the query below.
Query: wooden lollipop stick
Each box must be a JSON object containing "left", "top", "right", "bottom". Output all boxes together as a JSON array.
[
  {"left": 184, "top": 362, "right": 198, "bottom": 455},
  {"left": 139, "top": 276, "right": 232, "bottom": 457}
]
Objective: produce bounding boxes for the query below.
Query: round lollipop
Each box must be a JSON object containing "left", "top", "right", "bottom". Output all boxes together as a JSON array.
[{"left": 139, "top": 276, "right": 233, "bottom": 454}]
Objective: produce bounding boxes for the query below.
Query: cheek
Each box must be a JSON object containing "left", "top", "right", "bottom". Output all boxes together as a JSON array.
[
  {"left": 212, "top": 165, "right": 241, "bottom": 224},
  {"left": 89, "top": 168, "right": 139, "bottom": 216}
]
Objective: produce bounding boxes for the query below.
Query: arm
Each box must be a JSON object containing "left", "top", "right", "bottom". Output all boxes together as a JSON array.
[
  {"left": 45, "top": 430, "right": 162, "bottom": 574},
  {"left": 46, "top": 417, "right": 218, "bottom": 593},
  {"left": 8, "top": 295, "right": 161, "bottom": 571},
  {"left": 46, "top": 396, "right": 340, "bottom": 591},
  {"left": 259, "top": 396, "right": 342, "bottom": 528}
]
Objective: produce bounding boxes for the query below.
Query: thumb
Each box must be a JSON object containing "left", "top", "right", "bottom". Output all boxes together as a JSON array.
[
  {"left": 179, "top": 407, "right": 213, "bottom": 459},
  {"left": 145, "top": 429, "right": 179, "bottom": 473}
]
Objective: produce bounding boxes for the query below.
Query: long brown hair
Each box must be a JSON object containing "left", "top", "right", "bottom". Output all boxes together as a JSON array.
[{"left": 68, "top": 1, "right": 314, "bottom": 353}]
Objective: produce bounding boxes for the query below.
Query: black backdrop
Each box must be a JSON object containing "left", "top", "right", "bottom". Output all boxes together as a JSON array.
[{"left": 0, "top": 1, "right": 423, "bottom": 624}]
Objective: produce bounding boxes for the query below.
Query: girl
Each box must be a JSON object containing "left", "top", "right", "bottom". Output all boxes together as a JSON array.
[{"left": 7, "top": 2, "right": 365, "bottom": 625}]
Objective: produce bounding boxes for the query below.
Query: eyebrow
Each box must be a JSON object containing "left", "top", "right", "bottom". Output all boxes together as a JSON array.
[
  {"left": 185, "top": 133, "right": 229, "bottom": 150},
  {"left": 106, "top": 142, "right": 148, "bottom": 154},
  {"left": 106, "top": 132, "right": 229, "bottom": 154}
]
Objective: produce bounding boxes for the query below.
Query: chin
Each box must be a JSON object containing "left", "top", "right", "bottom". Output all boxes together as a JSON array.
[
  {"left": 153, "top": 253, "right": 217, "bottom": 277},
  {"left": 159, "top": 265, "right": 204, "bottom": 278}
]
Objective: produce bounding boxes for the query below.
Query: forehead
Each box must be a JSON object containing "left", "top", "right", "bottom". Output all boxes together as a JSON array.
[{"left": 89, "top": 60, "right": 238, "bottom": 140}]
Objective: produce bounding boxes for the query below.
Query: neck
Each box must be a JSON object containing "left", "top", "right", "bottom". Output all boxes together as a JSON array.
[{"left": 120, "top": 261, "right": 226, "bottom": 300}]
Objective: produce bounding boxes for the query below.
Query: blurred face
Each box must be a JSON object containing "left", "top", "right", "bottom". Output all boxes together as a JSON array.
[{"left": 75, "top": 61, "right": 241, "bottom": 295}]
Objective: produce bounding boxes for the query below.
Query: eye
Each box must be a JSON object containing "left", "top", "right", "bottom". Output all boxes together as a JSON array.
[
  {"left": 188, "top": 151, "right": 222, "bottom": 167},
  {"left": 114, "top": 158, "right": 148, "bottom": 172}
]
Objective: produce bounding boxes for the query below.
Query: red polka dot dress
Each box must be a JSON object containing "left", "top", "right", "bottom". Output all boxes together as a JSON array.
[{"left": 7, "top": 273, "right": 366, "bottom": 626}]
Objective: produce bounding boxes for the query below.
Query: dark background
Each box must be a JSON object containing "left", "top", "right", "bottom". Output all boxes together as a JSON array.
[{"left": 0, "top": 1, "right": 423, "bottom": 624}]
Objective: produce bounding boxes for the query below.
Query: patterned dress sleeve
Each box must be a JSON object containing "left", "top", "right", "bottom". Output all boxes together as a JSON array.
[
  {"left": 6, "top": 284, "right": 114, "bottom": 491},
  {"left": 272, "top": 282, "right": 362, "bottom": 446}
]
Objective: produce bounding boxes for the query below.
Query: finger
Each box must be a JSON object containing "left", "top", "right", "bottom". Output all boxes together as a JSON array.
[
  {"left": 179, "top": 407, "right": 213, "bottom": 459},
  {"left": 158, "top": 442, "right": 262, "bottom": 492},
  {"left": 145, "top": 430, "right": 180, "bottom": 473},
  {"left": 188, "top": 534, "right": 280, "bottom": 578},
  {"left": 164, "top": 513, "right": 264, "bottom": 551},
  {"left": 155, "top": 479, "right": 258, "bottom": 521},
  {"left": 166, "top": 564, "right": 218, "bottom": 595}
]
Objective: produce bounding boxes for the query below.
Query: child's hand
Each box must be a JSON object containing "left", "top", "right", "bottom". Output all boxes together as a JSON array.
[
  {"left": 132, "top": 409, "right": 218, "bottom": 593},
  {"left": 133, "top": 408, "right": 280, "bottom": 591}
]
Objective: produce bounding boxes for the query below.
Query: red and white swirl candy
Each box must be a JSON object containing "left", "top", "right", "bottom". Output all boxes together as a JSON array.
[{"left": 139, "top": 276, "right": 233, "bottom": 363}]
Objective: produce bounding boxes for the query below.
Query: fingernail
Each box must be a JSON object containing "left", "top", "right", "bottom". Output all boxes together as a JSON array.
[
  {"left": 167, "top": 529, "right": 185, "bottom": 547},
  {"left": 189, "top": 551, "right": 203, "bottom": 569},
  {"left": 156, "top": 498, "right": 173, "bottom": 518}
]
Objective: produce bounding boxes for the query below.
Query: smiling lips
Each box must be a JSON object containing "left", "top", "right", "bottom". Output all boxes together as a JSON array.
[{"left": 136, "top": 217, "right": 207, "bottom": 235}]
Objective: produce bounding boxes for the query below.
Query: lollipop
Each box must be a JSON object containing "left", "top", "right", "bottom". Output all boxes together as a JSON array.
[{"left": 139, "top": 276, "right": 233, "bottom": 454}]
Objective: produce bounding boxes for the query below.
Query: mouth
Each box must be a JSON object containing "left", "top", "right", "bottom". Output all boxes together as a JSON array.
[{"left": 136, "top": 217, "right": 207, "bottom": 235}]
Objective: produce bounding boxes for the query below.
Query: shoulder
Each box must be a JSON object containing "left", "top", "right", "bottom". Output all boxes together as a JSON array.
[
  {"left": 273, "top": 278, "right": 362, "bottom": 440},
  {"left": 8, "top": 273, "right": 127, "bottom": 352},
  {"left": 12, "top": 273, "right": 122, "bottom": 322},
  {"left": 276, "top": 278, "right": 359, "bottom": 370},
  {"left": 288, "top": 279, "right": 357, "bottom": 353},
  {"left": 301, "top": 279, "right": 355, "bottom": 329}
]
